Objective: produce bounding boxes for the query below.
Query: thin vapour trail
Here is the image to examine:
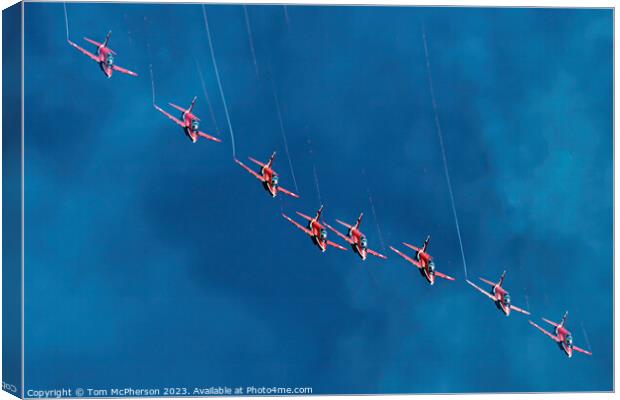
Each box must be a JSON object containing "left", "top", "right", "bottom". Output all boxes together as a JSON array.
[
  {"left": 312, "top": 164, "right": 322, "bottom": 205},
  {"left": 270, "top": 75, "right": 299, "bottom": 193},
  {"left": 202, "top": 5, "right": 236, "bottom": 158},
  {"left": 63, "top": 3, "right": 69, "bottom": 40},
  {"left": 145, "top": 39, "right": 157, "bottom": 105},
  {"left": 283, "top": 6, "right": 290, "bottom": 27},
  {"left": 149, "top": 63, "right": 156, "bottom": 105},
  {"left": 306, "top": 139, "right": 322, "bottom": 205},
  {"left": 243, "top": 5, "right": 259, "bottom": 78},
  {"left": 367, "top": 189, "right": 387, "bottom": 253},
  {"left": 581, "top": 322, "right": 593, "bottom": 352},
  {"left": 195, "top": 58, "right": 221, "bottom": 137},
  {"left": 524, "top": 291, "right": 531, "bottom": 312},
  {"left": 421, "top": 25, "right": 468, "bottom": 279},
  {"left": 516, "top": 262, "right": 531, "bottom": 311},
  {"left": 362, "top": 169, "right": 387, "bottom": 253}
]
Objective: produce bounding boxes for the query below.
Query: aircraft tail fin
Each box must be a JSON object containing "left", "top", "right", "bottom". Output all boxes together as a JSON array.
[
  {"left": 316, "top": 205, "right": 324, "bottom": 220},
  {"left": 422, "top": 235, "right": 430, "bottom": 252},
  {"left": 499, "top": 270, "right": 506, "bottom": 286},
  {"left": 354, "top": 213, "right": 363, "bottom": 229},
  {"left": 560, "top": 311, "right": 568, "bottom": 327},
  {"left": 267, "top": 151, "right": 276, "bottom": 168},
  {"left": 103, "top": 30, "right": 111, "bottom": 47},
  {"left": 189, "top": 96, "right": 197, "bottom": 113}
]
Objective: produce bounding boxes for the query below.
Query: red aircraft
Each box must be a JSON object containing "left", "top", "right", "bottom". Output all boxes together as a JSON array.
[
  {"left": 282, "top": 206, "right": 347, "bottom": 252},
  {"left": 529, "top": 312, "right": 592, "bottom": 358},
  {"left": 235, "top": 151, "right": 299, "bottom": 198},
  {"left": 324, "top": 213, "right": 387, "bottom": 261},
  {"left": 68, "top": 31, "right": 138, "bottom": 78},
  {"left": 466, "top": 271, "right": 530, "bottom": 316},
  {"left": 390, "top": 235, "right": 455, "bottom": 285},
  {"left": 154, "top": 96, "right": 221, "bottom": 143}
]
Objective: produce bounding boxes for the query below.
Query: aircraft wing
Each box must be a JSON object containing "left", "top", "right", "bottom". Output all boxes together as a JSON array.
[
  {"left": 327, "top": 240, "right": 347, "bottom": 251},
  {"left": 248, "top": 156, "right": 267, "bottom": 169},
  {"left": 367, "top": 248, "right": 387, "bottom": 260},
  {"left": 282, "top": 213, "right": 313, "bottom": 237},
  {"left": 466, "top": 279, "right": 496, "bottom": 301},
  {"left": 572, "top": 345, "right": 592, "bottom": 356},
  {"left": 390, "top": 246, "right": 422, "bottom": 268},
  {"left": 82, "top": 37, "right": 116, "bottom": 54},
  {"left": 197, "top": 131, "right": 221, "bottom": 142},
  {"left": 112, "top": 65, "right": 138, "bottom": 77},
  {"left": 295, "top": 211, "right": 314, "bottom": 222},
  {"left": 324, "top": 223, "right": 353, "bottom": 244},
  {"left": 479, "top": 277, "right": 497, "bottom": 287},
  {"left": 154, "top": 104, "right": 185, "bottom": 128},
  {"left": 542, "top": 317, "right": 560, "bottom": 327},
  {"left": 510, "top": 304, "right": 531, "bottom": 315},
  {"left": 335, "top": 219, "right": 353, "bottom": 230},
  {"left": 529, "top": 320, "right": 558, "bottom": 341},
  {"left": 68, "top": 40, "right": 99, "bottom": 62},
  {"left": 277, "top": 186, "right": 300, "bottom": 199},
  {"left": 235, "top": 158, "right": 264, "bottom": 181},
  {"left": 435, "top": 271, "right": 456, "bottom": 281},
  {"left": 402, "top": 242, "right": 422, "bottom": 253},
  {"left": 168, "top": 102, "right": 198, "bottom": 119}
]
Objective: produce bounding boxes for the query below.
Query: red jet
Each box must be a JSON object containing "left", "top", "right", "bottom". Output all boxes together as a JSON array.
[
  {"left": 390, "top": 235, "right": 455, "bottom": 285},
  {"left": 68, "top": 31, "right": 138, "bottom": 78},
  {"left": 235, "top": 151, "right": 299, "bottom": 198},
  {"left": 529, "top": 312, "right": 592, "bottom": 358},
  {"left": 467, "top": 271, "right": 530, "bottom": 316},
  {"left": 324, "top": 213, "right": 387, "bottom": 261},
  {"left": 282, "top": 206, "right": 347, "bottom": 252},
  {"left": 154, "top": 96, "right": 221, "bottom": 143}
]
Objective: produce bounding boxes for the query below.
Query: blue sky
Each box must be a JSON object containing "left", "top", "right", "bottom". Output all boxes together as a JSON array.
[{"left": 23, "top": 4, "right": 612, "bottom": 394}]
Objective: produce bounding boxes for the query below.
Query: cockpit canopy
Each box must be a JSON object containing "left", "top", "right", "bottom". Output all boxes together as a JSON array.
[
  {"left": 428, "top": 260, "right": 436, "bottom": 273},
  {"left": 271, "top": 175, "right": 279, "bottom": 186},
  {"left": 360, "top": 236, "right": 368, "bottom": 249},
  {"left": 106, "top": 54, "right": 114, "bottom": 66},
  {"left": 191, "top": 120, "right": 200, "bottom": 132},
  {"left": 319, "top": 228, "right": 327, "bottom": 241},
  {"left": 503, "top": 294, "right": 511, "bottom": 305},
  {"left": 566, "top": 335, "right": 573, "bottom": 346}
]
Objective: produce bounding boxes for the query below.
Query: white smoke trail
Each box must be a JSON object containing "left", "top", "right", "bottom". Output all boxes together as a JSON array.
[
  {"left": 195, "top": 58, "right": 221, "bottom": 137},
  {"left": 421, "top": 25, "right": 468, "bottom": 279},
  {"left": 581, "top": 322, "right": 593, "bottom": 352},
  {"left": 149, "top": 63, "right": 156, "bottom": 105},
  {"left": 270, "top": 77, "right": 299, "bottom": 193},
  {"left": 307, "top": 139, "right": 322, "bottom": 204},
  {"left": 63, "top": 3, "right": 69, "bottom": 40},
  {"left": 362, "top": 169, "right": 386, "bottom": 252},
  {"left": 202, "top": 5, "right": 236, "bottom": 158},
  {"left": 312, "top": 164, "right": 322, "bottom": 205},
  {"left": 283, "top": 6, "right": 290, "bottom": 27},
  {"left": 524, "top": 291, "right": 531, "bottom": 311},
  {"left": 366, "top": 188, "right": 386, "bottom": 253},
  {"left": 243, "top": 5, "right": 259, "bottom": 78}
]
